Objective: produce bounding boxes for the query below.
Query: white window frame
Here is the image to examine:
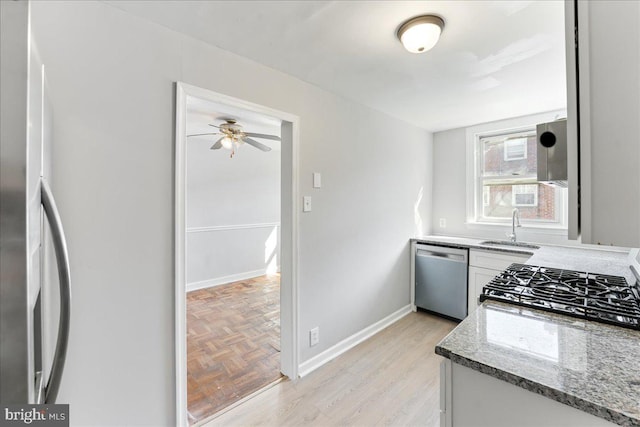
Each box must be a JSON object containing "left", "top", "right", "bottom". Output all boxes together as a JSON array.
[
  {"left": 464, "top": 111, "right": 568, "bottom": 230},
  {"left": 483, "top": 186, "right": 490, "bottom": 207},
  {"left": 512, "top": 184, "right": 538, "bottom": 207},
  {"left": 503, "top": 138, "right": 527, "bottom": 161},
  {"left": 476, "top": 127, "right": 542, "bottom": 222}
]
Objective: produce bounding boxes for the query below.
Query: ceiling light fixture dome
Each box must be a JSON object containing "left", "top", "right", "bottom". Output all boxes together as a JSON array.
[{"left": 397, "top": 15, "right": 445, "bottom": 54}]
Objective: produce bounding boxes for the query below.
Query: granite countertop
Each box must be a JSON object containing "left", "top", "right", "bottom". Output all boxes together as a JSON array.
[
  {"left": 418, "top": 235, "right": 640, "bottom": 425},
  {"left": 412, "top": 235, "right": 637, "bottom": 285},
  {"left": 436, "top": 301, "right": 640, "bottom": 426}
]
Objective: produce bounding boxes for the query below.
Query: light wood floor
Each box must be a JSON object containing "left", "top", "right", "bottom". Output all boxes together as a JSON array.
[
  {"left": 205, "top": 310, "right": 457, "bottom": 427},
  {"left": 187, "top": 274, "right": 282, "bottom": 425}
]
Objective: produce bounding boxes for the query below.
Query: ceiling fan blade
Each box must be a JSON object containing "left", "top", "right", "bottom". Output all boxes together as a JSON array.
[
  {"left": 243, "top": 132, "right": 281, "bottom": 141},
  {"left": 208, "top": 124, "right": 221, "bottom": 129},
  {"left": 242, "top": 137, "right": 271, "bottom": 152},
  {"left": 210, "top": 137, "right": 224, "bottom": 150},
  {"left": 187, "top": 132, "right": 220, "bottom": 137}
]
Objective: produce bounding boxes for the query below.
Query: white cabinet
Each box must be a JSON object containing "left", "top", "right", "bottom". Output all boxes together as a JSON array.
[
  {"left": 469, "top": 250, "right": 529, "bottom": 272},
  {"left": 445, "top": 361, "right": 616, "bottom": 427},
  {"left": 468, "top": 266, "right": 501, "bottom": 315},
  {"left": 467, "top": 249, "right": 530, "bottom": 315},
  {"left": 440, "top": 359, "right": 452, "bottom": 427}
]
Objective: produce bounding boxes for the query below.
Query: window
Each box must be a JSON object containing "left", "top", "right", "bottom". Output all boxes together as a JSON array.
[
  {"left": 512, "top": 184, "right": 538, "bottom": 206},
  {"left": 503, "top": 138, "right": 527, "bottom": 161},
  {"left": 473, "top": 127, "right": 565, "bottom": 226}
]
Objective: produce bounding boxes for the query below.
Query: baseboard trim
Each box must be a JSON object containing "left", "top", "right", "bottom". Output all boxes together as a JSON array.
[
  {"left": 186, "top": 269, "right": 277, "bottom": 292},
  {"left": 298, "top": 304, "right": 412, "bottom": 377}
]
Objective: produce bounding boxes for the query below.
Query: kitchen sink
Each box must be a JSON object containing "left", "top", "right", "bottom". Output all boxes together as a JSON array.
[{"left": 479, "top": 240, "right": 540, "bottom": 250}]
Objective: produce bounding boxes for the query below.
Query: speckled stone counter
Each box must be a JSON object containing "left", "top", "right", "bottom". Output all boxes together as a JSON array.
[
  {"left": 412, "top": 235, "right": 637, "bottom": 284},
  {"left": 436, "top": 301, "right": 640, "bottom": 426}
]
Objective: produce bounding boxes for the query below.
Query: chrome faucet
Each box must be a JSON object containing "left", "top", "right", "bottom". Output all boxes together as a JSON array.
[{"left": 508, "top": 208, "right": 521, "bottom": 242}]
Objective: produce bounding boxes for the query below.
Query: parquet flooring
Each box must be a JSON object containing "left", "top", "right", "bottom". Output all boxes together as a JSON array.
[
  {"left": 206, "top": 310, "right": 457, "bottom": 427},
  {"left": 187, "top": 274, "right": 282, "bottom": 425}
]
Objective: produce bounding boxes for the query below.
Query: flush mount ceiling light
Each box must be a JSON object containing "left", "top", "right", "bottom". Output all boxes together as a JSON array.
[{"left": 397, "top": 15, "right": 445, "bottom": 54}]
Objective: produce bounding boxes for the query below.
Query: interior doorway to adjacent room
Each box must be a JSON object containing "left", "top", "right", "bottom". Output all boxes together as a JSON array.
[{"left": 175, "top": 83, "right": 299, "bottom": 426}]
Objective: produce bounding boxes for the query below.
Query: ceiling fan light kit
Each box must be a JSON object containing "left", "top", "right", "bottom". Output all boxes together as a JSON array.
[
  {"left": 187, "top": 118, "right": 281, "bottom": 158},
  {"left": 397, "top": 15, "right": 444, "bottom": 54},
  {"left": 220, "top": 136, "right": 234, "bottom": 150}
]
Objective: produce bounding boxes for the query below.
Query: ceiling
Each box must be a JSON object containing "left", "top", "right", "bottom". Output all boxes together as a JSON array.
[{"left": 106, "top": 1, "right": 567, "bottom": 132}]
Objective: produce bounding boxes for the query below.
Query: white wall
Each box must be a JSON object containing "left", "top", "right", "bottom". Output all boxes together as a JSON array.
[
  {"left": 432, "top": 127, "right": 467, "bottom": 236},
  {"left": 186, "top": 121, "right": 281, "bottom": 290},
  {"left": 431, "top": 111, "right": 582, "bottom": 246},
  {"left": 31, "top": 2, "right": 432, "bottom": 425}
]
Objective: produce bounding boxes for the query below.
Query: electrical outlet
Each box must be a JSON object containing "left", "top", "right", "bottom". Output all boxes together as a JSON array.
[
  {"left": 303, "top": 196, "right": 312, "bottom": 212},
  {"left": 439, "top": 218, "right": 447, "bottom": 228},
  {"left": 309, "top": 327, "right": 319, "bottom": 347}
]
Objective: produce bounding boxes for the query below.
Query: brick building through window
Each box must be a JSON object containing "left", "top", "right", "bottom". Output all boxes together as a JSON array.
[{"left": 476, "top": 129, "right": 560, "bottom": 223}]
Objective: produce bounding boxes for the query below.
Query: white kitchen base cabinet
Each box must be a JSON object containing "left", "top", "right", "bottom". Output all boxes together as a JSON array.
[
  {"left": 467, "top": 250, "right": 531, "bottom": 315},
  {"left": 440, "top": 360, "right": 616, "bottom": 427},
  {"left": 467, "top": 266, "right": 501, "bottom": 316}
]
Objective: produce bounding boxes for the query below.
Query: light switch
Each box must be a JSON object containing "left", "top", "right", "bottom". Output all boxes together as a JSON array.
[
  {"left": 303, "top": 196, "right": 312, "bottom": 212},
  {"left": 313, "top": 172, "right": 322, "bottom": 188}
]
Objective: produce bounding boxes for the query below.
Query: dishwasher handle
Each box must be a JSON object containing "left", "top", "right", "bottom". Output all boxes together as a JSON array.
[{"left": 416, "top": 246, "right": 467, "bottom": 263}]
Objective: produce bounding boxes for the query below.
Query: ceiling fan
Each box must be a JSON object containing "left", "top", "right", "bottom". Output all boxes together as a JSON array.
[{"left": 187, "top": 118, "right": 280, "bottom": 158}]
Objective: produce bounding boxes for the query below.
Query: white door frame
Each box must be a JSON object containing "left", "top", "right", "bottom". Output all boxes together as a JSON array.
[{"left": 174, "top": 82, "right": 300, "bottom": 427}]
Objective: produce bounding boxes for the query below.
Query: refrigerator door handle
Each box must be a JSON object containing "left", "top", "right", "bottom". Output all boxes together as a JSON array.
[
  {"left": 40, "top": 178, "right": 71, "bottom": 404},
  {"left": 34, "top": 371, "right": 44, "bottom": 404}
]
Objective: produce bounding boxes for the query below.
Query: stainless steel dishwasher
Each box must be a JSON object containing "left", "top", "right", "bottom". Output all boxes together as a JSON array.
[{"left": 415, "top": 244, "right": 468, "bottom": 320}]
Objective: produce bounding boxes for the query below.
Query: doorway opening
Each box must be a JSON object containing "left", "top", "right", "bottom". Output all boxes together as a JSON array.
[{"left": 175, "top": 83, "right": 299, "bottom": 427}]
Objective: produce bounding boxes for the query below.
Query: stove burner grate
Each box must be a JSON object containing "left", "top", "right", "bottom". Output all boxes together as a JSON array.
[{"left": 481, "top": 264, "right": 640, "bottom": 330}]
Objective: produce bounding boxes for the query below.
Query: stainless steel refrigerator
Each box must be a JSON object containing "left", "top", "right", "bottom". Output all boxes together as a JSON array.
[{"left": 0, "top": 0, "right": 70, "bottom": 404}]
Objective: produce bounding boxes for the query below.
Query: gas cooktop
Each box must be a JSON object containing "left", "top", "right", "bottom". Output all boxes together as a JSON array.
[{"left": 480, "top": 263, "right": 640, "bottom": 330}]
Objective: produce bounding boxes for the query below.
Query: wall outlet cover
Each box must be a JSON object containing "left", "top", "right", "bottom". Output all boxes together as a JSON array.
[
  {"left": 439, "top": 218, "right": 447, "bottom": 228},
  {"left": 309, "top": 327, "right": 319, "bottom": 346}
]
